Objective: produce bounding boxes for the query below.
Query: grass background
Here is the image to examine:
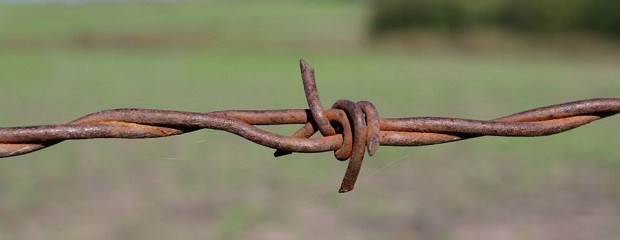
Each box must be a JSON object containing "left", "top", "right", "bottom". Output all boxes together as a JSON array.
[{"left": 0, "top": 2, "right": 619, "bottom": 239}]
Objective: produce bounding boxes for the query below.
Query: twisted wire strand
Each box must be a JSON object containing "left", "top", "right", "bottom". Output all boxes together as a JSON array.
[{"left": 0, "top": 60, "right": 618, "bottom": 193}]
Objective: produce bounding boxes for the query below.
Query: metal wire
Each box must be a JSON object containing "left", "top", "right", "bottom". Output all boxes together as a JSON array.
[{"left": 1, "top": 60, "right": 618, "bottom": 193}]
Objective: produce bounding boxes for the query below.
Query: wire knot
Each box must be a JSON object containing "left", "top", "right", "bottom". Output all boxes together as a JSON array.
[{"left": 274, "top": 60, "right": 381, "bottom": 192}]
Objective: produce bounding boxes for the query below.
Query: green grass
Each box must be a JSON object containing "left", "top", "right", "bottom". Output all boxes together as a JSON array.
[
  {"left": 0, "top": 2, "right": 364, "bottom": 51},
  {"left": 0, "top": 2, "right": 618, "bottom": 239}
]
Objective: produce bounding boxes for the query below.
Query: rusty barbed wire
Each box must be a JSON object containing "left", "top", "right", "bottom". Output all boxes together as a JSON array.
[{"left": 1, "top": 59, "right": 618, "bottom": 193}]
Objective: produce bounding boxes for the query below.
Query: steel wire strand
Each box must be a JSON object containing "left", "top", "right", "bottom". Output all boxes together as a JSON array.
[
  {"left": 379, "top": 98, "right": 619, "bottom": 146},
  {"left": 0, "top": 59, "right": 618, "bottom": 193},
  {"left": 0, "top": 109, "right": 344, "bottom": 158}
]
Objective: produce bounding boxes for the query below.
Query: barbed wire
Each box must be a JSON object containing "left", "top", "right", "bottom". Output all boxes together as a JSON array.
[{"left": 1, "top": 59, "right": 618, "bottom": 193}]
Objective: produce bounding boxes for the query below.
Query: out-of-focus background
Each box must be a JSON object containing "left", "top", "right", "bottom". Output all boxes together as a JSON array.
[{"left": 0, "top": 0, "right": 618, "bottom": 239}]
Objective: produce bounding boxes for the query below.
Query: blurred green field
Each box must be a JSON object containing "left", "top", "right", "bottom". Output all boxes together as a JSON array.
[{"left": 1, "top": 2, "right": 619, "bottom": 239}]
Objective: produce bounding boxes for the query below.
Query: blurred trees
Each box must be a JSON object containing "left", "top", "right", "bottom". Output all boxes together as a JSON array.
[{"left": 370, "top": 0, "right": 620, "bottom": 37}]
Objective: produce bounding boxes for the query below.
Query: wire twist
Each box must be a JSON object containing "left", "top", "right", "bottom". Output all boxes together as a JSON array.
[{"left": 1, "top": 59, "right": 618, "bottom": 192}]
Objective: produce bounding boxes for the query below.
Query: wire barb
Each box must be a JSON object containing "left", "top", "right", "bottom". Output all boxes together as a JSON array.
[{"left": 1, "top": 60, "right": 618, "bottom": 193}]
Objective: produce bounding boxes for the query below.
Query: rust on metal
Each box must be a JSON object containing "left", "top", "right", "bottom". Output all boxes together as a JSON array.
[
  {"left": 300, "top": 59, "right": 336, "bottom": 137},
  {"left": 0, "top": 60, "right": 618, "bottom": 193}
]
